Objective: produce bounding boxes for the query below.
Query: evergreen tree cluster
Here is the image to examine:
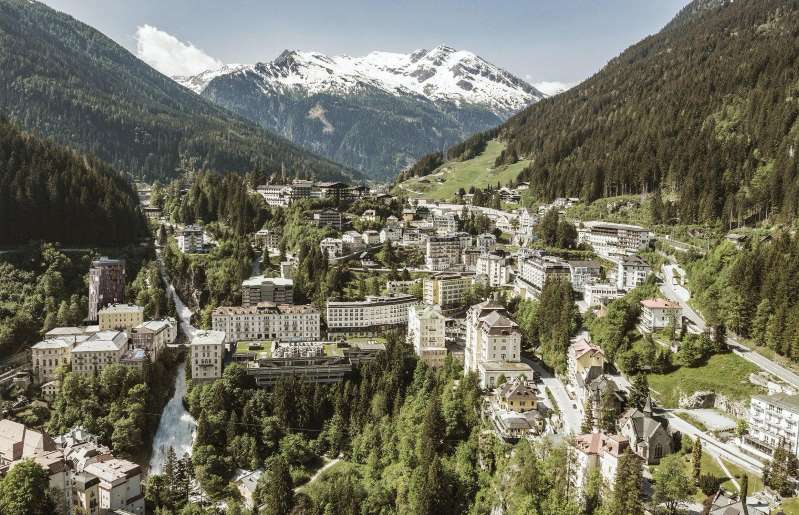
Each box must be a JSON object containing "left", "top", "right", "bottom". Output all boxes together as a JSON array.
[
  {"left": 485, "top": 0, "right": 799, "bottom": 225},
  {"left": 689, "top": 234, "right": 799, "bottom": 362},
  {"left": 0, "top": 0, "right": 356, "bottom": 183},
  {"left": 0, "top": 118, "right": 146, "bottom": 245}
]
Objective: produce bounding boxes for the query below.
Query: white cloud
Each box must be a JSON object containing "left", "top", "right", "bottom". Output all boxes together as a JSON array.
[
  {"left": 532, "top": 81, "right": 578, "bottom": 97},
  {"left": 135, "top": 24, "right": 222, "bottom": 77}
]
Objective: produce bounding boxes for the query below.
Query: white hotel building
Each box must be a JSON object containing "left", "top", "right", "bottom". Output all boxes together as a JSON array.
[
  {"left": 408, "top": 304, "right": 447, "bottom": 368},
  {"left": 326, "top": 294, "right": 417, "bottom": 337},
  {"left": 212, "top": 303, "right": 321, "bottom": 343},
  {"left": 577, "top": 221, "right": 651, "bottom": 259},
  {"left": 191, "top": 330, "right": 227, "bottom": 383},
  {"left": 743, "top": 393, "right": 799, "bottom": 459}
]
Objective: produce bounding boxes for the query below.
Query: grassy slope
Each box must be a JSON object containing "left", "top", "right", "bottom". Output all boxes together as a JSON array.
[
  {"left": 647, "top": 353, "right": 764, "bottom": 408},
  {"left": 394, "top": 140, "right": 531, "bottom": 201}
]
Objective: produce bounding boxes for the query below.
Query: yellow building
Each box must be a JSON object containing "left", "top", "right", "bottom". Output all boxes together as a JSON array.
[
  {"left": 98, "top": 304, "right": 144, "bottom": 332},
  {"left": 496, "top": 378, "right": 538, "bottom": 413}
]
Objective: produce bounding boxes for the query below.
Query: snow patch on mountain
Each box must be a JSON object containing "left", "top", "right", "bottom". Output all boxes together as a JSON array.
[{"left": 174, "top": 45, "right": 545, "bottom": 116}]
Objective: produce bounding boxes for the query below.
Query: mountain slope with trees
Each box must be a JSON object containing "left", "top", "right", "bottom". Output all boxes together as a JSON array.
[
  {"left": 0, "top": 0, "right": 357, "bottom": 183},
  {"left": 0, "top": 118, "right": 146, "bottom": 245},
  {"left": 407, "top": 0, "right": 799, "bottom": 226}
]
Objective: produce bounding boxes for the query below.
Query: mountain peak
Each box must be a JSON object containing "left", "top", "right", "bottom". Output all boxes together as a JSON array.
[{"left": 176, "top": 46, "right": 544, "bottom": 115}]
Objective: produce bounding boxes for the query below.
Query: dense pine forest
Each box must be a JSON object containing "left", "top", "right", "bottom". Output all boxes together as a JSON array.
[
  {"left": 503, "top": 0, "right": 799, "bottom": 224},
  {"left": 0, "top": 118, "right": 146, "bottom": 245},
  {"left": 0, "top": 0, "right": 356, "bottom": 183},
  {"left": 410, "top": 0, "right": 799, "bottom": 226}
]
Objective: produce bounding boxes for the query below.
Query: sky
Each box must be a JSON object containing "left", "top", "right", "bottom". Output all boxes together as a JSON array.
[{"left": 40, "top": 0, "right": 691, "bottom": 95}]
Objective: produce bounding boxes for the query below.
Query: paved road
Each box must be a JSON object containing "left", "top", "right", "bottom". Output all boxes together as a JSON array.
[
  {"left": 666, "top": 412, "right": 764, "bottom": 475},
  {"left": 524, "top": 357, "right": 581, "bottom": 434}
]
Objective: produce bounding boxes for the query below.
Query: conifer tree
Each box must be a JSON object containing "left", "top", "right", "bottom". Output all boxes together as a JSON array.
[
  {"left": 581, "top": 400, "right": 595, "bottom": 433},
  {"left": 609, "top": 450, "right": 643, "bottom": 515},
  {"left": 692, "top": 437, "right": 703, "bottom": 483}
]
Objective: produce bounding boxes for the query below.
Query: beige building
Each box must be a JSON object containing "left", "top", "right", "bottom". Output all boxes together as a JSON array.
[
  {"left": 98, "top": 304, "right": 144, "bottom": 332},
  {"left": 464, "top": 300, "right": 533, "bottom": 388},
  {"left": 212, "top": 303, "right": 321, "bottom": 343},
  {"left": 71, "top": 331, "right": 128, "bottom": 375},
  {"left": 495, "top": 378, "right": 538, "bottom": 413},
  {"left": 567, "top": 337, "right": 605, "bottom": 389},
  {"left": 408, "top": 304, "right": 447, "bottom": 368},
  {"left": 423, "top": 273, "right": 470, "bottom": 309},
  {"left": 191, "top": 330, "right": 226, "bottom": 382},
  {"left": 31, "top": 338, "right": 73, "bottom": 384},
  {"left": 130, "top": 318, "right": 177, "bottom": 361},
  {"left": 515, "top": 254, "right": 571, "bottom": 299}
]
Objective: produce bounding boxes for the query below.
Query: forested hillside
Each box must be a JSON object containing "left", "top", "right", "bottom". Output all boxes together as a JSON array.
[
  {"left": 0, "top": 0, "right": 356, "bottom": 182},
  {"left": 419, "top": 0, "right": 799, "bottom": 225},
  {"left": 0, "top": 118, "right": 146, "bottom": 245}
]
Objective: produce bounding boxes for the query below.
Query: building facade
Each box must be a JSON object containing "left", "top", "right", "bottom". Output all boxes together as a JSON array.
[
  {"left": 88, "top": 257, "right": 125, "bottom": 322},
  {"left": 515, "top": 254, "right": 571, "bottom": 299},
  {"left": 71, "top": 331, "right": 128, "bottom": 375},
  {"left": 190, "top": 330, "right": 226, "bottom": 383},
  {"left": 98, "top": 304, "right": 144, "bottom": 332},
  {"left": 743, "top": 393, "right": 799, "bottom": 459},
  {"left": 177, "top": 225, "right": 205, "bottom": 253},
  {"left": 476, "top": 252, "right": 510, "bottom": 287},
  {"left": 577, "top": 221, "right": 651, "bottom": 258},
  {"left": 212, "top": 303, "right": 320, "bottom": 343},
  {"left": 408, "top": 304, "right": 447, "bottom": 368},
  {"left": 423, "top": 273, "right": 470, "bottom": 309},
  {"left": 326, "top": 294, "right": 417, "bottom": 337},
  {"left": 639, "top": 298, "right": 681, "bottom": 333},
  {"left": 241, "top": 276, "right": 294, "bottom": 306},
  {"left": 615, "top": 255, "right": 652, "bottom": 291}
]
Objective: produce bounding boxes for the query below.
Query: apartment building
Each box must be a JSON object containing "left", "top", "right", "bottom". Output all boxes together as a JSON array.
[
  {"left": 362, "top": 230, "right": 380, "bottom": 246},
  {"left": 584, "top": 283, "right": 624, "bottom": 307},
  {"left": 423, "top": 273, "right": 471, "bottom": 309},
  {"left": 212, "top": 303, "right": 320, "bottom": 343},
  {"left": 71, "top": 331, "right": 128, "bottom": 375},
  {"left": 577, "top": 221, "right": 650, "bottom": 258},
  {"left": 464, "top": 300, "right": 533, "bottom": 388},
  {"left": 743, "top": 393, "right": 799, "bottom": 459},
  {"left": 567, "top": 337, "right": 605, "bottom": 390},
  {"left": 177, "top": 224, "right": 206, "bottom": 253},
  {"left": 408, "top": 304, "right": 447, "bottom": 368},
  {"left": 568, "top": 260, "right": 602, "bottom": 293},
  {"left": 426, "top": 233, "right": 471, "bottom": 271},
  {"left": 98, "top": 304, "right": 144, "bottom": 332},
  {"left": 257, "top": 184, "right": 290, "bottom": 207},
  {"left": 130, "top": 318, "right": 177, "bottom": 361},
  {"left": 88, "top": 257, "right": 125, "bottom": 322},
  {"left": 475, "top": 233, "right": 497, "bottom": 252},
  {"left": 638, "top": 298, "right": 682, "bottom": 333},
  {"left": 380, "top": 225, "right": 402, "bottom": 243},
  {"left": 476, "top": 251, "right": 510, "bottom": 287},
  {"left": 31, "top": 338, "right": 73, "bottom": 384},
  {"left": 432, "top": 212, "right": 459, "bottom": 235},
  {"left": 515, "top": 254, "right": 571, "bottom": 299},
  {"left": 615, "top": 255, "right": 652, "bottom": 291},
  {"left": 326, "top": 294, "right": 417, "bottom": 337},
  {"left": 254, "top": 228, "right": 282, "bottom": 250},
  {"left": 313, "top": 209, "right": 343, "bottom": 230},
  {"left": 241, "top": 276, "right": 294, "bottom": 306},
  {"left": 190, "top": 330, "right": 226, "bottom": 383}
]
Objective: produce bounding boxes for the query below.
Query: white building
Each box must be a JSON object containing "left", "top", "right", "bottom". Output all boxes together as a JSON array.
[
  {"left": 423, "top": 273, "right": 470, "bottom": 309},
  {"left": 362, "top": 230, "right": 380, "bottom": 246},
  {"left": 320, "top": 237, "right": 344, "bottom": 259},
  {"left": 342, "top": 231, "right": 365, "bottom": 250},
  {"left": 464, "top": 300, "right": 533, "bottom": 388},
  {"left": 212, "top": 303, "right": 321, "bottom": 343},
  {"left": 615, "top": 255, "right": 652, "bottom": 291},
  {"left": 408, "top": 304, "right": 447, "bottom": 368},
  {"left": 257, "top": 184, "right": 290, "bottom": 207},
  {"left": 361, "top": 209, "right": 378, "bottom": 223},
  {"left": 177, "top": 224, "right": 205, "bottom": 253},
  {"left": 71, "top": 330, "right": 128, "bottom": 375},
  {"left": 584, "top": 283, "right": 624, "bottom": 307},
  {"left": 743, "top": 393, "right": 799, "bottom": 459},
  {"left": 475, "top": 233, "right": 497, "bottom": 252},
  {"left": 639, "top": 298, "right": 682, "bottom": 333},
  {"left": 476, "top": 252, "right": 510, "bottom": 287},
  {"left": 326, "top": 294, "right": 417, "bottom": 337},
  {"left": 380, "top": 225, "right": 402, "bottom": 243},
  {"left": 577, "top": 221, "right": 651, "bottom": 258},
  {"left": 515, "top": 254, "right": 571, "bottom": 299},
  {"left": 255, "top": 228, "right": 282, "bottom": 251},
  {"left": 568, "top": 260, "right": 602, "bottom": 293},
  {"left": 432, "top": 212, "right": 459, "bottom": 235},
  {"left": 190, "top": 330, "right": 226, "bottom": 383},
  {"left": 130, "top": 318, "right": 177, "bottom": 361}
]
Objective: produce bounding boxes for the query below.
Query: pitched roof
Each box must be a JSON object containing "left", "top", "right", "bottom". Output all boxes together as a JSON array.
[{"left": 640, "top": 298, "right": 681, "bottom": 309}]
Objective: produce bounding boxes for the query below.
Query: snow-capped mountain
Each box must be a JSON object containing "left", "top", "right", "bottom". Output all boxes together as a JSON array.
[{"left": 175, "top": 45, "right": 544, "bottom": 178}]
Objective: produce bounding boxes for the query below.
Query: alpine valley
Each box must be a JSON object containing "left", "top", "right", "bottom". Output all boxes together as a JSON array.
[{"left": 175, "top": 46, "right": 545, "bottom": 179}]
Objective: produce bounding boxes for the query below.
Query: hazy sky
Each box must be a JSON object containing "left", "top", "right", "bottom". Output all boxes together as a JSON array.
[{"left": 40, "top": 0, "right": 691, "bottom": 94}]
